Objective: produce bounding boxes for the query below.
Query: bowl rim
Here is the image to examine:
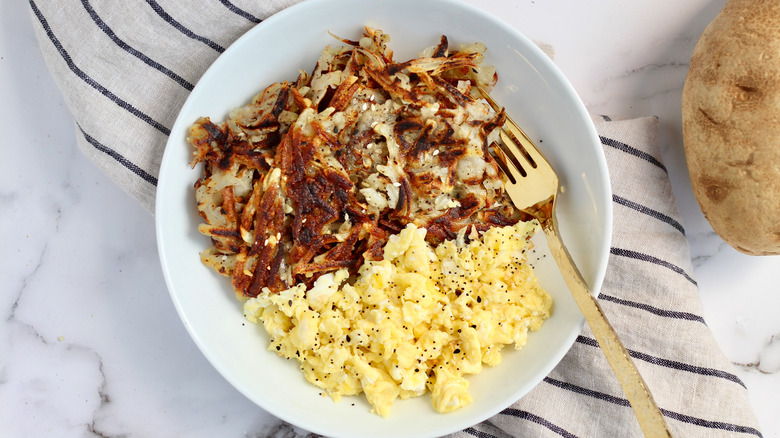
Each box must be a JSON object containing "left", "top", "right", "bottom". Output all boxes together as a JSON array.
[{"left": 155, "top": 0, "right": 612, "bottom": 436}]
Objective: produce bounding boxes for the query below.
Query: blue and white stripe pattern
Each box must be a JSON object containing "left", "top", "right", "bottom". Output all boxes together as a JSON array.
[
  {"left": 29, "top": 0, "right": 277, "bottom": 210},
  {"left": 29, "top": 2, "right": 762, "bottom": 436}
]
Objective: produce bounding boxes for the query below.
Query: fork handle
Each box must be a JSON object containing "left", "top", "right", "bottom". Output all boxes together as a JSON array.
[{"left": 541, "top": 223, "right": 673, "bottom": 438}]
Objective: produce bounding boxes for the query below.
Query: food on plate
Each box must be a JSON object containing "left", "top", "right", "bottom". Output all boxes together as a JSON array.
[
  {"left": 188, "top": 27, "right": 552, "bottom": 415},
  {"left": 243, "top": 221, "right": 552, "bottom": 417},
  {"left": 682, "top": 0, "right": 780, "bottom": 256}
]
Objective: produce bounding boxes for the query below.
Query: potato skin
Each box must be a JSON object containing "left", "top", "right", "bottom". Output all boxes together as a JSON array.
[{"left": 682, "top": 0, "right": 780, "bottom": 255}]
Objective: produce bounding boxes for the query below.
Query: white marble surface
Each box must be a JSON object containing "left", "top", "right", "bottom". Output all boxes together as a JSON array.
[{"left": 2, "top": 0, "right": 778, "bottom": 437}]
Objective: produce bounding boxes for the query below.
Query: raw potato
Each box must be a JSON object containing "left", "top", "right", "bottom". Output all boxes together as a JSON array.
[{"left": 682, "top": 0, "right": 780, "bottom": 255}]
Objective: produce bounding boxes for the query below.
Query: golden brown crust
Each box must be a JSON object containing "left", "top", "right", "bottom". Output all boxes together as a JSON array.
[{"left": 190, "top": 28, "right": 523, "bottom": 295}]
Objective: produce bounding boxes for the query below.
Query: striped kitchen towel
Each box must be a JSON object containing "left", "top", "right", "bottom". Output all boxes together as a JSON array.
[
  {"left": 29, "top": 0, "right": 762, "bottom": 436},
  {"left": 451, "top": 116, "right": 763, "bottom": 438}
]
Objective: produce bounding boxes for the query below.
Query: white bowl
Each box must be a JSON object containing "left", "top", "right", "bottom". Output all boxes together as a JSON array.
[{"left": 156, "top": 0, "right": 612, "bottom": 436}]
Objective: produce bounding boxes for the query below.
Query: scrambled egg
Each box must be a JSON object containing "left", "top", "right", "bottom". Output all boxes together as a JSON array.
[{"left": 243, "top": 221, "right": 552, "bottom": 417}]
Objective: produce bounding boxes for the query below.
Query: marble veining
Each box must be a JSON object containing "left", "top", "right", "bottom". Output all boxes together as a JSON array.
[
  {"left": 735, "top": 334, "right": 780, "bottom": 375},
  {"left": 2, "top": 0, "right": 778, "bottom": 437}
]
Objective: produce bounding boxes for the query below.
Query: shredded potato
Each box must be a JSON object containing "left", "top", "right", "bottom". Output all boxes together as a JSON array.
[{"left": 188, "top": 27, "right": 525, "bottom": 297}]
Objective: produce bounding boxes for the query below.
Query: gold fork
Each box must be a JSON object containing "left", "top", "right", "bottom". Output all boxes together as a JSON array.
[{"left": 478, "top": 86, "right": 672, "bottom": 438}]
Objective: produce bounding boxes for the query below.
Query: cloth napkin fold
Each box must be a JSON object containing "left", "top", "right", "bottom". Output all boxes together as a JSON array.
[{"left": 29, "top": 1, "right": 762, "bottom": 436}]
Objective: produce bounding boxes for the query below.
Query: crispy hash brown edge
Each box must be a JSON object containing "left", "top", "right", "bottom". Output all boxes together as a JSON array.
[{"left": 188, "top": 27, "right": 527, "bottom": 298}]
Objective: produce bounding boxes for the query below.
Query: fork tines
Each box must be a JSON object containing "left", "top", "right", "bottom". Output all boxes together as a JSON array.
[{"left": 477, "top": 86, "right": 539, "bottom": 181}]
